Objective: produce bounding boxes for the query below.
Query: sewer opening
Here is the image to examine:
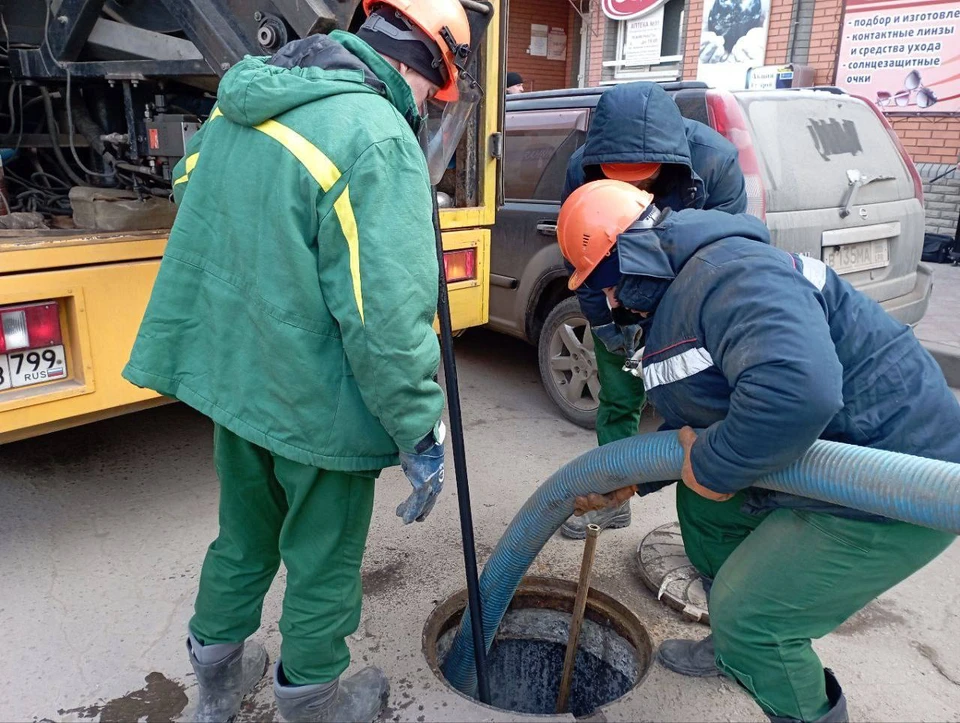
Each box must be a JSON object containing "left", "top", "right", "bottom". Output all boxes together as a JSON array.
[{"left": 423, "top": 577, "right": 653, "bottom": 718}]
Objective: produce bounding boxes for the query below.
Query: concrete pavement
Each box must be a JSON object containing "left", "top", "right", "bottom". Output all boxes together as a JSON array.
[
  {"left": 1, "top": 330, "right": 959, "bottom": 722},
  {"left": 916, "top": 262, "right": 960, "bottom": 387}
]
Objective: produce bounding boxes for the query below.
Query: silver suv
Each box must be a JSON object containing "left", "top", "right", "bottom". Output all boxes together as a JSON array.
[{"left": 487, "top": 84, "right": 931, "bottom": 427}]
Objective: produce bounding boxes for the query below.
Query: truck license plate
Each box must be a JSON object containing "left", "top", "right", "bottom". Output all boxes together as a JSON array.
[
  {"left": 823, "top": 239, "right": 889, "bottom": 275},
  {"left": 0, "top": 345, "right": 68, "bottom": 391}
]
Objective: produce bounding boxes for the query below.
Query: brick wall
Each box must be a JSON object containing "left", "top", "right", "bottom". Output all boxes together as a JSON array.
[
  {"left": 889, "top": 118, "right": 960, "bottom": 165},
  {"left": 765, "top": 0, "right": 796, "bottom": 65},
  {"left": 805, "top": 0, "right": 844, "bottom": 84},
  {"left": 506, "top": 0, "right": 575, "bottom": 91},
  {"left": 918, "top": 165, "right": 960, "bottom": 237},
  {"left": 682, "top": 0, "right": 705, "bottom": 80}
]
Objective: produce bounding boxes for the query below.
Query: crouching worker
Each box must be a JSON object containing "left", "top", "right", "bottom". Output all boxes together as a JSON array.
[
  {"left": 557, "top": 179, "right": 958, "bottom": 723},
  {"left": 559, "top": 81, "right": 746, "bottom": 539},
  {"left": 122, "top": 0, "right": 471, "bottom": 720}
]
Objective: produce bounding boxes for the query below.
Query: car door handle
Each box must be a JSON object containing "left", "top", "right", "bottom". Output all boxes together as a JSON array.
[{"left": 536, "top": 222, "right": 557, "bottom": 237}]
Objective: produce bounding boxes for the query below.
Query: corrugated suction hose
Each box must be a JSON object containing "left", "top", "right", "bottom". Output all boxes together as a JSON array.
[{"left": 442, "top": 430, "right": 960, "bottom": 695}]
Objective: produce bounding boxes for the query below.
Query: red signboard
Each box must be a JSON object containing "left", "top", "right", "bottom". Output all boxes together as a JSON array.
[
  {"left": 601, "top": 0, "right": 667, "bottom": 20},
  {"left": 836, "top": 0, "right": 960, "bottom": 113}
]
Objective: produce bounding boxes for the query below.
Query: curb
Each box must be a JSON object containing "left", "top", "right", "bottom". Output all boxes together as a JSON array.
[{"left": 922, "top": 340, "right": 960, "bottom": 389}]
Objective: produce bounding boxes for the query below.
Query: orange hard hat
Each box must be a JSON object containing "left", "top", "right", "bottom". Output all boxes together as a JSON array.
[
  {"left": 363, "top": 0, "right": 471, "bottom": 101},
  {"left": 601, "top": 162, "right": 662, "bottom": 182},
  {"left": 557, "top": 180, "right": 654, "bottom": 291}
]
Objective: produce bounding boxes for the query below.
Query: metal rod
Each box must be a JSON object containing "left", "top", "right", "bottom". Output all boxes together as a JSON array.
[
  {"left": 556, "top": 523, "right": 601, "bottom": 714},
  {"left": 430, "top": 190, "right": 491, "bottom": 704}
]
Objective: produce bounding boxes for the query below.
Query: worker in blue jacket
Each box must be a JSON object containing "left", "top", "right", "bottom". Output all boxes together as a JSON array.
[
  {"left": 560, "top": 81, "right": 747, "bottom": 539},
  {"left": 559, "top": 180, "right": 957, "bottom": 723}
]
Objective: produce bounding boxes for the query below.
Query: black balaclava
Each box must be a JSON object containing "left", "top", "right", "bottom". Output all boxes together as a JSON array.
[{"left": 357, "top": 8, "right": 446, "bottom": 88}]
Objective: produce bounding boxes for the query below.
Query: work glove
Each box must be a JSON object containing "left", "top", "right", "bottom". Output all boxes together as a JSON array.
[
  {"left": 592, "top": 321, "right": 645, "bottom": 359},
  {"left": 622, "top": 346, "right": 644, "bottom": 378},
  {"left": 396, "top": 422, "right": 446, "bottom": 524}
]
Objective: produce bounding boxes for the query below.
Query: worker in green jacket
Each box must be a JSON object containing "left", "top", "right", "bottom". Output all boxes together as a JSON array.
[{"left": 123, "top": 1, "right": 471, "bottom": 721}]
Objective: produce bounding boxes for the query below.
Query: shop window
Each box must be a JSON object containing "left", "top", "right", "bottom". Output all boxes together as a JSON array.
[
  {"left": 504, "top": 109, "right": 590, "bottom": 202},
  {"left": 603, "top": 0, "right": 685, "bottom": 83}
]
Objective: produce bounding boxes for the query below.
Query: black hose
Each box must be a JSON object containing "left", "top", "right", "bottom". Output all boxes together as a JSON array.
[
  {"left": 65, "top": 71, "right": 113, "bottom": 178},
  {"left": 39, "top": 86, "right": 86, "bottom": 187},
  {"left": 430, "top": 190, "right": 491, "bottom": 705}
]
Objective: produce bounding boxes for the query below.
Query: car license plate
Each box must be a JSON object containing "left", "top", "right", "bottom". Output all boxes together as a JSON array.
[
  {"left": 823, "top": 239, "right": 889, "bottom": 275},
  {"left": 0, "top": 345, "right": 68, "bottom": 391}
]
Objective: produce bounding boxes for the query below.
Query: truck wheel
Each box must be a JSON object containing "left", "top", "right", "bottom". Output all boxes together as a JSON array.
[{"left": 538, "top": 297, "right": 599, "bottom": 429}]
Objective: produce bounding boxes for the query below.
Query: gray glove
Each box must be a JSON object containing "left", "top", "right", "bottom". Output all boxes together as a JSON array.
[{"left": 396, "top": 422, "right": 446, "bottom": 524}]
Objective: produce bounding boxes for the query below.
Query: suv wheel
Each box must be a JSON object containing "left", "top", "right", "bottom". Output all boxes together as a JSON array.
[{"left": 538, "top": 297, "right": 600, "bottom": 429}]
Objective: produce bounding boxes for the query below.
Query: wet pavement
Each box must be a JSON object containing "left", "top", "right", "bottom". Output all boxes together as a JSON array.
[{"left": 2, "top": 330, "right": 959, "bottom": 722}]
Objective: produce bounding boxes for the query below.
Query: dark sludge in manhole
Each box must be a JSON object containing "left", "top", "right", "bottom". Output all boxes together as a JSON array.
[{"left": 424, "top": 577, "right": 653, "bottom": 718}]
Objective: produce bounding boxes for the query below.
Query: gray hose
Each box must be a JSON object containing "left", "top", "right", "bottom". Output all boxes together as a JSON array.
[
  {"left": 39, "top": 87, "right": 86, "bottom": 187},
  {"left": 442, "top": 430, "right": 960, "bottom": 695}
]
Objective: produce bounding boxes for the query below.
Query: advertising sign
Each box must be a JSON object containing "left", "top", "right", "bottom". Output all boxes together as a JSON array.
[
  {"left": 836, "top": 0, "right": 960, "bottom": 113},
  {"left": 746, "top": 65, "right": 779, "bottom": 90},
  {"left": 601, "top": 0, "right": 667, "bottom": 20},
  {"left": 623, "top": 6, "right": 664, "bottom": 66},
  {"left": 696, "top": 0, "right": 771, "bottom": 90},
  {"left": 547, "top": 28, "right": 567, "bottom": 61},
  {"left": 530, "top": 23, "right": 548, "bottom": 57}
]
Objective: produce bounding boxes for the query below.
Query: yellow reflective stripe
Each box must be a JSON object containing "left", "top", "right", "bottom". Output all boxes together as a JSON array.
[
  {"left": 252, "top": 119, "right": 364, "bottom": 324},
  {"left": 172, "top": 109, "right": 219, "bottom": 188},
  {"left": 173, "top": 152, "right": 201, "bottom": 186}
]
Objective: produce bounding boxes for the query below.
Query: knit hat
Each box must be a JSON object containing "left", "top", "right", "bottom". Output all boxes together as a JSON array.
[
  {"left": 506, "top": 71, "right": 523, "bottom": 87},
  {"left": 357, "top": 8, "right": 447, "bottom": 89}
]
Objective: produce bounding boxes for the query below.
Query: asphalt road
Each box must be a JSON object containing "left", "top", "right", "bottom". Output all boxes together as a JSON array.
[{"left": 2, "top": 329, "right": 958, "bottom": 722}]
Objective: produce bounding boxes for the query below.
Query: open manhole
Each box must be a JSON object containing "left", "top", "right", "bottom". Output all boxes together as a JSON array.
[
  {"left": 423, "top": 576, "right": 653, "bottom": 718},
  {"left": 635, "top": 521, "right": 710, "bottom": 624}
]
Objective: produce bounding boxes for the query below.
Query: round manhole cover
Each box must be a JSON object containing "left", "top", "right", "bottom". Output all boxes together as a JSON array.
[{"left": 635, "top": 521, "right": 709, "bottom": 625}]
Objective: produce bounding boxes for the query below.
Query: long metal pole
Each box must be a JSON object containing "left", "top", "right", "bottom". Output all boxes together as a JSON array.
[
  {"left": 556, "top": 523, "right": 601, "bottom": 714},
  {"left": 431, "top": 191, "right": 491, "bottom": 704}
]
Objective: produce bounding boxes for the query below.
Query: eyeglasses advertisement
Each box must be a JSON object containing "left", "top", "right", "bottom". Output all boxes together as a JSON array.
[{"left": 836, "top": 0, "right": 960, "bottom": 114}]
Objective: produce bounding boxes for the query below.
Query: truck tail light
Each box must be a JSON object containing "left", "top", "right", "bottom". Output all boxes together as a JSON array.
[
  {"left": 0, "top": 301, "right": 62, "bottom": 353},
  {"left": 853, "top": 94, "right": 924, "bottom": 205},
  {"left": 443, "top": 248, "right": 477, "bottom": 283},
  {"left": 705, "top": 90, "right": 767, "bottom": 220}
]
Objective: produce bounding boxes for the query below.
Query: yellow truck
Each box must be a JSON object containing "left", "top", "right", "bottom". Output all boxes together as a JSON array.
[{"left": 0, "top": 0, "right": 501, "bottom": 443}]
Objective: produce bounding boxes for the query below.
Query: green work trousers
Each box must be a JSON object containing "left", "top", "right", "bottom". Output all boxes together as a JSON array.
[
  {"left": 190, "top": 424, "right": 377, "bottom": 685},
  {"left": 676, "top": 482, "right": 954, "bottom": 720},
  {"left": 592, "top": 332, "right": 646, "bottom": 446}
]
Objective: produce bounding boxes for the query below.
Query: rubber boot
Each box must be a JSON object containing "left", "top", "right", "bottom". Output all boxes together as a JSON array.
[
  {"left": 657, "top": 634, "right": 721, "bottom": 677},
  {"left": 187, "top": 633, "right": 269, "bottom": 723},
  {"left": 768, "top": 669, "right": 849, "bottom": 723},
  {"left": 273, "top": 660, "right": 389, "bottom": 723},
  {"left": 560, "top": 500, "right": 632, "bottom": 539}
]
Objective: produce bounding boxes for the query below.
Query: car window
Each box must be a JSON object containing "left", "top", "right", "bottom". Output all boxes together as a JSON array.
[
  {"left": 504, "top": 109, "right": 589, "bottom": 202},
  {"left": 738, "top": 94, "right": 914, "bottom": 212}
]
